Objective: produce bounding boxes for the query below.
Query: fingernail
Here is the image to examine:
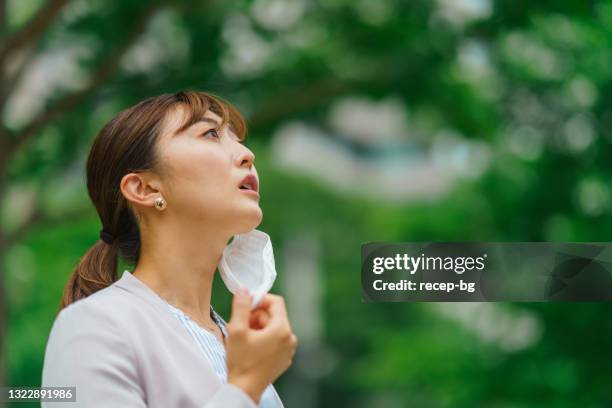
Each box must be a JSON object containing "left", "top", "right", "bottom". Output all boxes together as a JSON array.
[{"left": 238, "top": 287, "right": 249, "bottom": 296}]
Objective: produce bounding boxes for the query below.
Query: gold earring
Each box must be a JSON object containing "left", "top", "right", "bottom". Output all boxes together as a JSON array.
[{"left": 154, "top": 197, "right": 167, "bottom": 211}]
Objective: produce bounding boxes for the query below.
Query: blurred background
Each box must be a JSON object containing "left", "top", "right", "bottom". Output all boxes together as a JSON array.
[{"left": 1, "top": 0, "right": 611, "bottom": 406}]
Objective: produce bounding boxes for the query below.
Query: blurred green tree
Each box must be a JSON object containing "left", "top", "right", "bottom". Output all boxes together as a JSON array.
[{"left": 1, "top": 0, "right": 612, "bottom": 407}]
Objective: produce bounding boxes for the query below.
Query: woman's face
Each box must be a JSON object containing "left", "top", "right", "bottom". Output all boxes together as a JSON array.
[{"left": 153, "top": 106, "right": 262, "bottom": 236}]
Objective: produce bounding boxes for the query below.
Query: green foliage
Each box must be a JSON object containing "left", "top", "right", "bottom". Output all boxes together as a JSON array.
[{"left": 3, "top": 0, "right": 612, "bottom": 406}]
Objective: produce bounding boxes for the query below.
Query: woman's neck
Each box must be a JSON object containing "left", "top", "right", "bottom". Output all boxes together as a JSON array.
[{"left": 133, "top": 220, "right": 231, "bottom": 325}]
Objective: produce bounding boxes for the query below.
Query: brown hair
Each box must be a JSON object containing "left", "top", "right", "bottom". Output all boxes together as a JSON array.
[{"left": 59, "top": 91, "right": 247, "bottom": 310}]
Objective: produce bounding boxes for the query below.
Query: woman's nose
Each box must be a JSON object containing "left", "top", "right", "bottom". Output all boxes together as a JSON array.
[{"left": 236, "top": 143, "right": 255, "bottom": 168}]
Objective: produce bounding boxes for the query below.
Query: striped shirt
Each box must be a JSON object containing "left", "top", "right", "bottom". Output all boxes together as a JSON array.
[{"left": 164, "top": 302, "right": 281, "bottom": 407}]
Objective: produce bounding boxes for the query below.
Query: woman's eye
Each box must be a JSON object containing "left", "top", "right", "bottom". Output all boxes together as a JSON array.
[{"left": 202, "top": 129, "right": 220, "bottom": 139}]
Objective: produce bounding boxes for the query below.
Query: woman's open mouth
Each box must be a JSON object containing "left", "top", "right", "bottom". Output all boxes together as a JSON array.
[{"left": 239, "top": 174, "right": 260, "bottom": 198}]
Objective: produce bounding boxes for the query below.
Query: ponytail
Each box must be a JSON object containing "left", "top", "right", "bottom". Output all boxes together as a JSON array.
[{"left": 59, "top": 239, "right": 118, "bottom": 310}]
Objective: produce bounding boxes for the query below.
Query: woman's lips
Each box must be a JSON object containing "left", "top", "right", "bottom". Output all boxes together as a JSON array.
[
  {"left": 238, "top": 174, "right": 259, "bottom": 199},
  {"left": 240, "top": 188, "right": 260, "bottom": 199},
  {"left": 238, "top": 174, "right": 259, "bottom": 192}
]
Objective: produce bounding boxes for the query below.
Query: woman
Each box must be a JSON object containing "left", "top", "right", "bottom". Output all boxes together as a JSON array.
[{"left": 41, "top": 91, "right": 297, "bottom": 407}]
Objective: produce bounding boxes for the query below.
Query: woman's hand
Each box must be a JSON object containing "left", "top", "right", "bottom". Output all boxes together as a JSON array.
[{"left": 225, "top": 289, "right": 297, "bottom": 405}]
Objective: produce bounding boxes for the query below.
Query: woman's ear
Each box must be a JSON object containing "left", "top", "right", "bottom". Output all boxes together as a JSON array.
[{"left": 120, "top": 172, "right": 162, "bottom": 209}]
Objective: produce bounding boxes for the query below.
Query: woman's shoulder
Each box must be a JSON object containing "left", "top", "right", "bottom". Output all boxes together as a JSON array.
[
  {"left": 41, "top": 282, "right": 146, "bottom": 399},
  {"left": 61, "top": 281, "right": 127, "bottom": 312},
  {"left": 51, "top": 281, "right": 142, "bottom": 340}
]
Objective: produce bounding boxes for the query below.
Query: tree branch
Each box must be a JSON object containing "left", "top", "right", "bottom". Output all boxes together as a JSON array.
[
  {"left": 0, "top": 0, "right": 70, "bottom": 65},
  {"left": 249, "top": 79, "right": 351, "bottom": 129},
  {"left": 248, "top": 54, "right": 405, "bottom": 130},
  {"left": 0, "top": 43, "right": 37, "bottom": 116},
  {"left": 5, "top": 2, "right": 163, "bottom": 158}
]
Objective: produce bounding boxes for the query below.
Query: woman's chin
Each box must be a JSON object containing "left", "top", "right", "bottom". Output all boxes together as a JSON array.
[{"left": 234, "top": 208, "right": 263, "bottom": 234}]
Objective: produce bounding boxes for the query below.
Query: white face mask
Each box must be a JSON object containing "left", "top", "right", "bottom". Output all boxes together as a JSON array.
[{"left": 218, "top": 229, "right": 277, "bottom": 309}]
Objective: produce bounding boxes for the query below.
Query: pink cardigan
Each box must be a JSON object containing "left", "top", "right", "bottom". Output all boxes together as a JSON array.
[{"left": 42, "top": 270, "right": 284, "bottom": 407}]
